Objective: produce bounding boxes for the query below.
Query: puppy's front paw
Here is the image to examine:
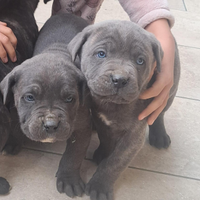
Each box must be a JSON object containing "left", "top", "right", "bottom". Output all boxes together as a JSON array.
[
  {"left": 86, "top": 178, "right": 113, "bottom": 200},
  {"left": 149, "top": 131, "right": 171, "bottom": 149},
  {"left": 56, "top": 173, "right": 85, "bottom": 198}
]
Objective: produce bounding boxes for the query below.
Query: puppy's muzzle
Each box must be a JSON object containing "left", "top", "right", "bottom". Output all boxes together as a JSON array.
[
  {"left": 42, "top": 114, "right": 59, "bottom": 133},
  {"left": 110, "top": 74, "right": 129, "bottom": 88}
]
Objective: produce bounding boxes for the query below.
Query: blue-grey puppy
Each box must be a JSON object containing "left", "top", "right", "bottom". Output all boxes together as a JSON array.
[
  {"left": 1, "top": 14, "right": 92, "bottom": 197},
  {"left": 68, "top": 21, "right": 180, "bottom": 200}
]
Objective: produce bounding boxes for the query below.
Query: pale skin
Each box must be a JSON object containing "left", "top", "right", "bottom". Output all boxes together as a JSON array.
[
  {"left": 0, "top": 21, "right": 17, "bottom": 63},
  {"left": 0, "top": 19, "right": 175, "bottom": 125}
]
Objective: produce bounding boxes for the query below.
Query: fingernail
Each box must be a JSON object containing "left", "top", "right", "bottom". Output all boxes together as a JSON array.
[
  {"left": 2, "top": 57, "right": 8, "bottom": 63},
  {"left": 148, "top": 120, "right": 154, "bottom": 125},
  {"left": 138, "top": 115, "right": 144, "bottom": 121},
  {"left": 12, "top": 56, "right": 17, "bottom": 62}
]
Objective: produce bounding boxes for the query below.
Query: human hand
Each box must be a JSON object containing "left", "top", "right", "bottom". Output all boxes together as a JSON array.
[
  {"left": 138, "top": 19, "right": 175, "bottom": 125},
  {"left": 0, "top": 21, "right": 17, "bottom": 63}
]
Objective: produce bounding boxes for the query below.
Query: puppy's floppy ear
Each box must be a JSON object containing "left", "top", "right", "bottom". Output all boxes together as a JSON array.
[
  {"left": 68, "top": 25, "right": 94, "bottom": 62},
  {"left": 0, "top": 68, "right": 19, "bottom": 109},
  {"left": 150, "top": 35, "right": 164, "bottom": 72}
]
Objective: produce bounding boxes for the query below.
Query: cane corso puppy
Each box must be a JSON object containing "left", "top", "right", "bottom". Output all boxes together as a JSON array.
[
  {"left": 66, "top": 21, "right": 180, "bottom": 200},
  {"left": 0, "top": 0, "right": 39, "bottom": 194},
  {"left": 1, "top": 13, "right": 92, "bottom": 197}
]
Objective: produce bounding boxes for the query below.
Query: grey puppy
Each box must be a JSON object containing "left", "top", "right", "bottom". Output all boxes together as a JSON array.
[
  {"left": 0, "top": 14, "right": 92, "bottom": 197},
  {"left": 67, "top": 21, "right": 180, "bottom": 200}
]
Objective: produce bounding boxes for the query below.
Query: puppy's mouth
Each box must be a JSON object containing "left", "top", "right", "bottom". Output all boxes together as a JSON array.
[
  {"left": 20, "top": 118, "right": 72, "bottom": 143},
  {"left": 87, "top": 77, "right": 139, "bottom": 104},
  {"left": 40, "top": 134, "right": 71, "bottom": 143}
]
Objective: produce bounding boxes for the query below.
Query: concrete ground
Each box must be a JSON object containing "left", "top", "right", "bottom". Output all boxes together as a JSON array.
[{"left": 1, "top": 0, "right": 200, "bottom": 199}]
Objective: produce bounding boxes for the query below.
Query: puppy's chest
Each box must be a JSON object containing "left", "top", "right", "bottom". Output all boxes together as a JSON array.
[
  {"left": 91, "top": 104, "right": 142, "bottom": 131},
  {"left": 97, "top": 112, "right": 114, "bottom": 127},
  {"left": 91, "top": 99, "right": 147, "bottom": 132}
]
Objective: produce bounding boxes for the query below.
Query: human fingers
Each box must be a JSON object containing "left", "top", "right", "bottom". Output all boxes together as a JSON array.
[
  {"left": 0, "top": 24, "right": 17, "bottom": 49},
  {"left": 0, "top": 24, "right": 17, "bottom": 62},
  {"left": 140, "top": 64, "right": 174, "bottom": 100},
  {"left": 0, "top": 21, "right": 7, "bottom": 26},
  {"left": 138, "top": 85, "right": 170, "bottom": 122},
  {"left": 0, "top": 32, "right": 17, "bottom": 62},
  {"left": 147, "top": 95, "right": 168, "bottom": 125},
  {"left": 139, "top": 77, "right": 166, "bottom": 99}
]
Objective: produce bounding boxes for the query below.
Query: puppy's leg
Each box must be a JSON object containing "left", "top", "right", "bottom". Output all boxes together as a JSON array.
[
  {"left": 0, "top": 107, "right": 10, "bottom": 153},
  {"left": 56, "top": 128, "right": 92, "bottom": 198},
  {"left": 93, "top": 143, "right": 108, "bottom": 165},
  {"left": 86, "top": 127, "right": 146, "bottom": 200},
  {"left": 2, "top": 108, "right": 24, "bottom": 155},
  {"left": 93, "top": 135, "right": 115, "bottom": 165},
  {"left": 149, "top": 112, "right": 171, "bottom": 149},
  {"left": 2, "top": 129, "right": 25, "bottom": 155}
]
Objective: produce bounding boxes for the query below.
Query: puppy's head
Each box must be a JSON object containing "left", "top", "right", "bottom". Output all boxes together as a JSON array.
[
  {"left": 0, "top": 52, "right": 87, "bottom": 142},
  {"left": 68, "top": 21, "right": 163, "bottom": 104}
]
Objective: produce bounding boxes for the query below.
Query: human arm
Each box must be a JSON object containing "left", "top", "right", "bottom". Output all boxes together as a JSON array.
[{"left": 0, "top": 21, "right": 17, "bottom": 63}]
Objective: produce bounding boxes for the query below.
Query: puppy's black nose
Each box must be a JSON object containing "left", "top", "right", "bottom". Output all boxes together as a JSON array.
[
  {"left": 43, "top": 115, "right": 59, "bottom": 133},
  {"left": 111, "top": 74, "right": 128, "bottom": 88}
]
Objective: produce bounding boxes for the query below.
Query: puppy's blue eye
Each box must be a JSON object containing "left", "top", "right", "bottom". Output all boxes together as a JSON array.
[
  {"left": 65, "top": 97, "right": 74, "bottom": 103},
  {"left": 97, "top": 51, "right": 106, "bottom": 58},
  {"left": 24, "top": 94, "right": 35, "bottom": 102},
  {"left": 136, "top": 57, "right": 144, "bottom": 65}
]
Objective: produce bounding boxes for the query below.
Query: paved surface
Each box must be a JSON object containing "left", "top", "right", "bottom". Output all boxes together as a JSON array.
[{"left": 1, "top": 0, "right": 200, "bottom": 199}]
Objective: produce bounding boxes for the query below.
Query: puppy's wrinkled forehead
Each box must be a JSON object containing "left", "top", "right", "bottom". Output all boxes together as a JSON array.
[
  {"left": 18, "top": 54, "right": 79, "bottom": 92},
  {"left": 88, "top": 21, "right": 150, "bottom": 49}
]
